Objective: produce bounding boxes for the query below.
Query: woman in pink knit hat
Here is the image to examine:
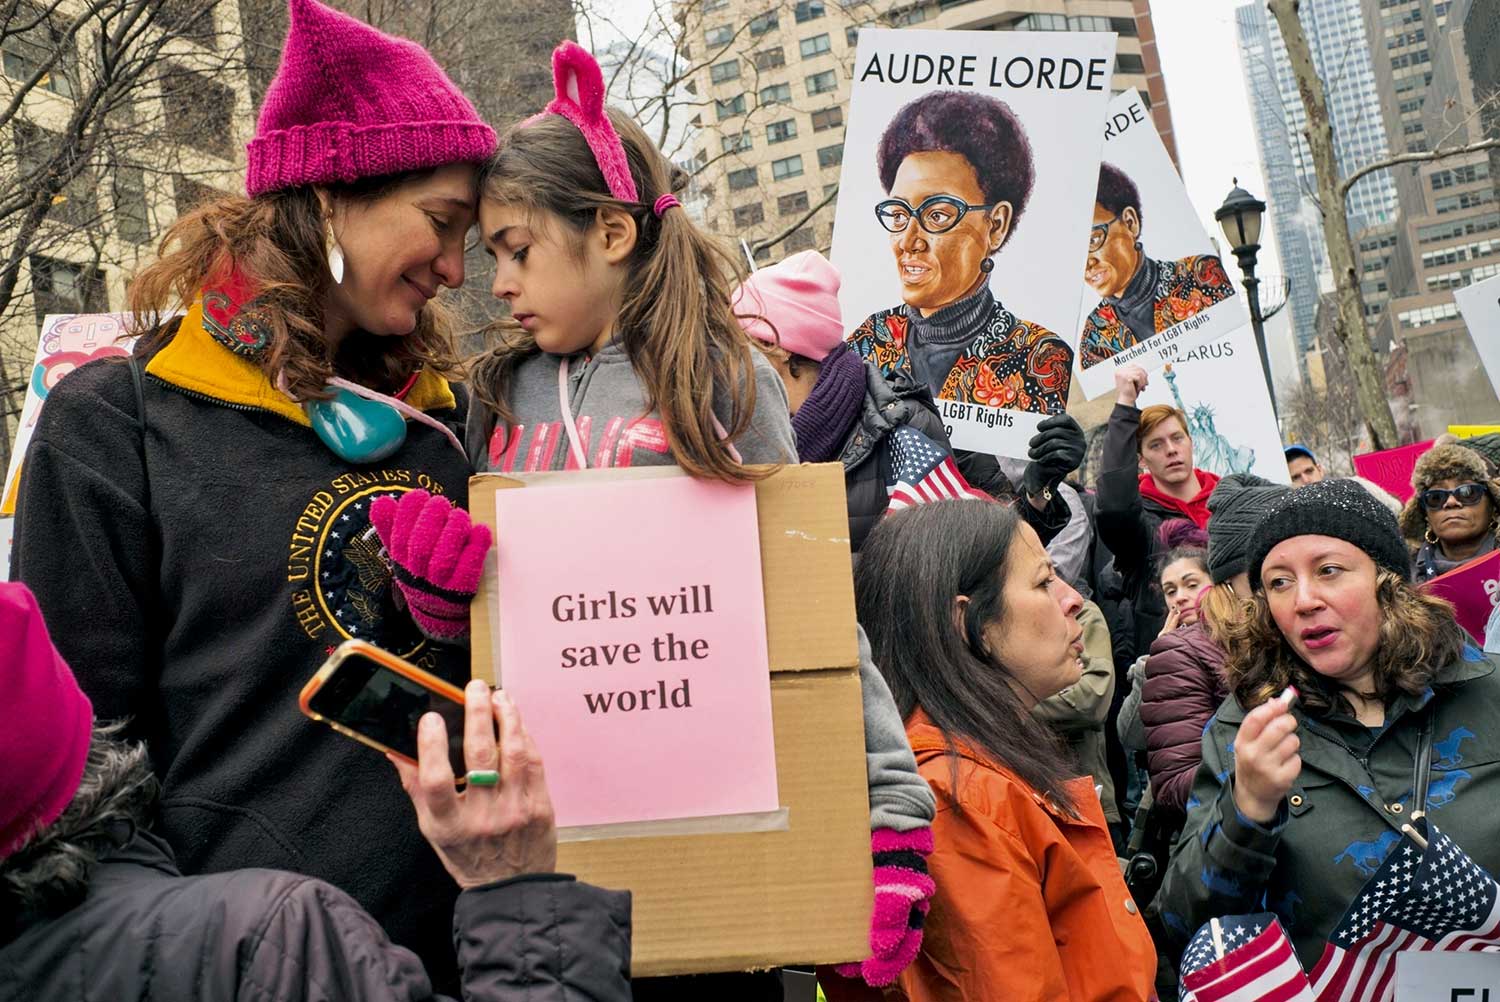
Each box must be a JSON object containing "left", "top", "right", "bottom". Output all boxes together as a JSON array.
[{"left": 12, "top": 0, "right": 496, "bottom": 985}]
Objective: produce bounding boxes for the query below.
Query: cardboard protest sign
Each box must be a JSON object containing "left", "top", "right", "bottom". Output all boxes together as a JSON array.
[
  {"left": 470, "top": 464, "right": 871, "bottom": 976},
  {"left": 1075, "top": 89, "right": 1244, "bottom": 399},
  {"left": 830, "top": 28, "right": 1115, "bottom": 457},
  {"left": 3, "top": 314, "right": 135, "bottom": 516},
  {"left": 489, "top": 474, "right": 779, "bottom": 830},
  {"left": 1454, "top": 271, "right": 1500, "bottom": 403},
  {"left": 1353, "top": 440, "right": 1434, "bottom": 504},
  {"left": 1131, "top": 323, "right": 1290, "bottom": 483},
  {"left": 1420, "top": 549, "right": 1500, "bottom": 645}
]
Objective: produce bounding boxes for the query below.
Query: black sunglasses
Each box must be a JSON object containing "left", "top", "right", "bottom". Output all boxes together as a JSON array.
[{"left": 1420, "top": 482, "right": 1488, "bottom": 510}]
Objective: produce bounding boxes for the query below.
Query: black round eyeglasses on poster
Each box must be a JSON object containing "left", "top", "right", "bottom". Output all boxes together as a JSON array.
[{"left": 875, "top": 194, "right": 999, "bottom": 235}]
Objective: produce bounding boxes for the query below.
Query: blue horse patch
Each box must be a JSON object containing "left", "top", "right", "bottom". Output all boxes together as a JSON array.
[
  {"left": 1333, "top": 830, "right": 1400, "bottom": 877},
  {"left": 1426, "top": 769, "right": 1471, "bottom": 808},
  {"left": 1432, "top": 727, "right": 1476, "bottom": 770}
]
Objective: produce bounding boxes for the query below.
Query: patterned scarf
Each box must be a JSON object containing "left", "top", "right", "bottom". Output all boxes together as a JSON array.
[{"left": 792, "top": 343, "right": 866, "bottom": 463}]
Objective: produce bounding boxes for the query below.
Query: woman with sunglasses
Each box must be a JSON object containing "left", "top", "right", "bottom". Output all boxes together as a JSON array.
[
  {"left": 1079, "top": 163, "right": 1235, "bottom": 370},
  {"left": 1401, "top": 443, "right": 1500, "bottom": 581},
  {"left": 10, "top": 0, "right": 494, "bottom": 986}
]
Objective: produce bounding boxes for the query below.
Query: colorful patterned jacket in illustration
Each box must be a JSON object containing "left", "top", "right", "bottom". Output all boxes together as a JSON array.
[
  {"left": 1079, "top": 254, "right": 1235, "bottom": 369},
  {"left": 846, "top": 302, "right": 1073, "bottom": 415}
]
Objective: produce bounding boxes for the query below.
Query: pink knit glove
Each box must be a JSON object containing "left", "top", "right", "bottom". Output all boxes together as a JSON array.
[
  {"left": 370, "top": 490, "right": 492, "bottom": 641},
  {"left": 835, "top": 827, "right": 936, "bottom": 987}
]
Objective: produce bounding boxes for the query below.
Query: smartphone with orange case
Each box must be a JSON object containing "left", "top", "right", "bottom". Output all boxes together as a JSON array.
[{"left": 299, "top": 639, "right": 470, "bottom": 776}]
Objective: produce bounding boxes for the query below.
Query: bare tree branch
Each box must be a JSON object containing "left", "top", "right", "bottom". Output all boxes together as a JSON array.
[{"left": 1338, "top": 137, "right": 1500, "bottom": 199}]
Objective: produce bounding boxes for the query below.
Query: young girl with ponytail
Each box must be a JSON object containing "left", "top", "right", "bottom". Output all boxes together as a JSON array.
[{"left": 375, "top": 42, "right": 934, "bottom": 997}]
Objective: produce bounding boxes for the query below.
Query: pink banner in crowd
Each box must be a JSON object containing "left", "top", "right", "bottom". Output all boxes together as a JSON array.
[
  {"left": 1420, "top": 549, "right": 1500, "bottom": 645},
  {"left": 491, "top": 475, "right": 779, "bottom": 830},
  {"left": 1352, "top": 439, "right": 1435, "bottom": 503}
]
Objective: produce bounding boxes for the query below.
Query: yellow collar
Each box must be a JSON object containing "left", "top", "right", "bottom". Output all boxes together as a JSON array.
[{"left": 145, "top": 301, "right": 457, "bottom": 426}]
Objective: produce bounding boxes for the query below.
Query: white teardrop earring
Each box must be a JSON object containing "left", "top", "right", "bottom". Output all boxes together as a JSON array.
[{"left": 325, "top": 216, "right": 345, "bottom": 285}]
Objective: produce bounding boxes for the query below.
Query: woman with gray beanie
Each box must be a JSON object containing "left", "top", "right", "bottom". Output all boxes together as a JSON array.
[
  {"left": 1157, "top": 478, "right": 1500, "bottom": 971},
  {"left": 1140, "top": 474, "right": 1290, "bottom": 814}
]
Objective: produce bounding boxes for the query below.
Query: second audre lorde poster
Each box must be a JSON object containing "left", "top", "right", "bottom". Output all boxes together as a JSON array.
[{"left": 831, "top": 28, "right": 1115, "bottom": 457}]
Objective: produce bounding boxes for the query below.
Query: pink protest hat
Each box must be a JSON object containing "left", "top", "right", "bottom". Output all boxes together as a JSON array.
[
  {"left": 0, "top": 583, "right": 93, "bottom": 859},
  {"left": 733, "top": 251, "right": 847, "bottom": 362},
  {"left": 246, "top": 0, "right": 496, "bottom": 198}
]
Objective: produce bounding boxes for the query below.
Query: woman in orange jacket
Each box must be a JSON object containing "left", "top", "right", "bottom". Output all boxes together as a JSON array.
[{"left": 826, "top": 499, "right": 1157, "bottom": 1001}]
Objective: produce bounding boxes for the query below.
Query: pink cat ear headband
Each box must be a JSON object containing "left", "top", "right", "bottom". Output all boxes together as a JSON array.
[{"left": 524, "top": 41, "right": 680, "bottom": 218}]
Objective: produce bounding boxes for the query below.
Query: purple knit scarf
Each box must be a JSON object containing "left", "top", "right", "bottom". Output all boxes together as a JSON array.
[{"left": 792, "top": 343, "right": 866, "bottom": 463}]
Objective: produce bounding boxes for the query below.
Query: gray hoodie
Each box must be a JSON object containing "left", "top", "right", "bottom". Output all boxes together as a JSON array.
[{"left": 467, "top": 343, "right": 934, "bottom": 833}]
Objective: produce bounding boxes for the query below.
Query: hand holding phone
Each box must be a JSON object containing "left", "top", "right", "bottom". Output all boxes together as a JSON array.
[{"left": 392, "top": 681, "right": 558, "bottom": 888}]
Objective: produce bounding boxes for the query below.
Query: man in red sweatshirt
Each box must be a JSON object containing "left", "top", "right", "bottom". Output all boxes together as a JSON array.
[{"left": 1095, "top": 363, "right": 1220, "bottom": 658}]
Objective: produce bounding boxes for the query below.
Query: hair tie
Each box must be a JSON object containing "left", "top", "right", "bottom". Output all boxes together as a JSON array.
[{"left": 653, "top": 193, "right": 681, "bottom": 218}]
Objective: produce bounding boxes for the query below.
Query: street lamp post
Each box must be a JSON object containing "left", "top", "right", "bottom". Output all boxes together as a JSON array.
[{"left": 1214, "top": 180, "right": 1278, "bottom": 419}]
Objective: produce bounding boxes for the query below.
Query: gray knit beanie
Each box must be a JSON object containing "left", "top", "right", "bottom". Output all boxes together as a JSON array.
[
  {"left": 1206, "top": 473, "right": 1292, "bottom": 584},
  {"left": 1248, "top": 478, "right": 1411, "bottom": 590}
]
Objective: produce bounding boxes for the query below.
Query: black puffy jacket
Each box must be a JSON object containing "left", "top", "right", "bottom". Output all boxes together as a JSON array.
[{"left": 0, "top": 830, "right": 632, "bottom": 1002}]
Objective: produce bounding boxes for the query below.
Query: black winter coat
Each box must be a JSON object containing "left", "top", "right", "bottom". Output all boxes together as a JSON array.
[
  {"left": 0, "top": 831, "right": 632, "bottom": 1002},
  {"left": 841, "top": 362, "right": 949, "bottom": 552},
  {"left": 11, "top": 315, "right": 473, "bottom": 981}
]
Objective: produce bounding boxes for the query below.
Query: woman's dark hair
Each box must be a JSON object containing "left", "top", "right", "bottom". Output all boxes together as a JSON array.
[
  {"left": 1224, "top": 569, "right": 1468, "bottom": 716},
  {"left": 1096, "top": 162, "right": 1142, "bottom": 221},
  {"left": 1157, "top": 518, "right": 1209, "bottom": 578},
  {"left": 876, "top": 91, "right": 1036, "bottom": 237},
  {"left": 855, "top": 499, "right": 1077, "bottom": 816},
  {"left": 1, "top": 723, "right": 157, "bottom": 936}
]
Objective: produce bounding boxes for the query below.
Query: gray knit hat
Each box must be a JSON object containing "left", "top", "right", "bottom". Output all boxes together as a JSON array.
[
  {"left": 1207, "top": 473, "right": 1292, "bottom": 584},
  {"left": 1248, "top": 478, "right": 1411, "bottom": 590}
]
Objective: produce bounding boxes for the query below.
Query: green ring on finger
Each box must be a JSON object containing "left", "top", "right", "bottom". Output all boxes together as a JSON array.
[{"left": 465, "top": 769, "right": 500, "bottom": 787}]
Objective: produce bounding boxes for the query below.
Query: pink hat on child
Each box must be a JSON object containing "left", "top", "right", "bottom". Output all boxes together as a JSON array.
[
  {"left": 0, "top": 583, "right": 93, "bottom": 859},
  {"left": 733, "top": 251, "right": 847, "bottom": 363},
  {"left": 245, "top": 0, "right": 496, "bottom": 198}
]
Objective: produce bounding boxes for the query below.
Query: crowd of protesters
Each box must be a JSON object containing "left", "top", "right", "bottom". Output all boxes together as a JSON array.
[{"left": 4, "top": 4, "right": 1500, "bottom": 1001}]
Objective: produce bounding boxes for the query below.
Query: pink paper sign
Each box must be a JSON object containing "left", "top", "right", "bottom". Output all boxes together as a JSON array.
[
  {"left": 492, "top": 475, "right": 779, "bottom": 829},
  {"left": 1421, "top": 549, "right": 1500, "bottom": 645},
  {"left": 1351, "top": 439, "right": 1435, "bottom": 503}
]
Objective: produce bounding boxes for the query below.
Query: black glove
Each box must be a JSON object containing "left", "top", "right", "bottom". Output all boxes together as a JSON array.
[{"left": 1021, "top": 414, "right": 1085, "bottom": 498}]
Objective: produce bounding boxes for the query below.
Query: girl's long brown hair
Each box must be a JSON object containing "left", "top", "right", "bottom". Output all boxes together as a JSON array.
[
  {"left": 471, "top": 110, "right": 768, "bottom": 483},
  {"left": 126, "top": 174, "right": 464, "bottom": 401},
  {"left": 1223, "top": 570, "right": 1467, "bottom": 715}
]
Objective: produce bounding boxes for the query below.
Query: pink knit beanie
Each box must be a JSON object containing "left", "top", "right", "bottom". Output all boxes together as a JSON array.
[
  {"left": 245, "top": 0, "right": 496, "bottom": 198},
  {"left": 733, "top": 251, "right": 847, "bottom": 362},
  {"left": 0, "top": 583, "right": 93, "bottom": 859}
]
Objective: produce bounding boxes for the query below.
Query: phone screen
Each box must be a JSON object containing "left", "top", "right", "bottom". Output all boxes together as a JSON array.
[{"left": 307, "top": 652, "right": 469, "bottom": 776}]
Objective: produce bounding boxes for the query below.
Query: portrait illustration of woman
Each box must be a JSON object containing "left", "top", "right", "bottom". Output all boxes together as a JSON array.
[
  {"left": 846, "top": 90, "right": 1074, "bottom": 416},
  {"left": 1079, "top": 162, "right": 1235, "bottom": 369}
]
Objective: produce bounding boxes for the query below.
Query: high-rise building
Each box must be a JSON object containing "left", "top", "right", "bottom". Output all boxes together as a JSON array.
[
  {"left": 1234, "top": 2, "right": 1323, "bottom": 369},
  {"left": 1366, "top": 0, "right": 1500, "bottom": 435},
  {"left": 1235, "top": 0, "right": 1400, "bottom": 372},
  {"left": 677, "top": 0, "right": 1175, "bottom": 267},
  {"left": 1460, "top": 0, "right": 1500, "bottom": 180},
  {"left": 2, "top": 1, "right": 257, "bottom": 436}
]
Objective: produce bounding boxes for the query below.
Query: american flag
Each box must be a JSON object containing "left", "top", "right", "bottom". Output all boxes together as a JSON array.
[
  {"left": 1179, "top": 912, "right": 1315, "bottom": 1002},
  {"left": 884, "top": 426, "right": 983, "bottom": 511},
  {"left": 1309, "top": 818, "right": 1500, "bottom": 1002}
]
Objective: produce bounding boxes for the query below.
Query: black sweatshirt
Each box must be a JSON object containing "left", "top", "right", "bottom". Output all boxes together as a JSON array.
[{"left": 11, "top": 306, "right": 473, "bottom": 985}]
